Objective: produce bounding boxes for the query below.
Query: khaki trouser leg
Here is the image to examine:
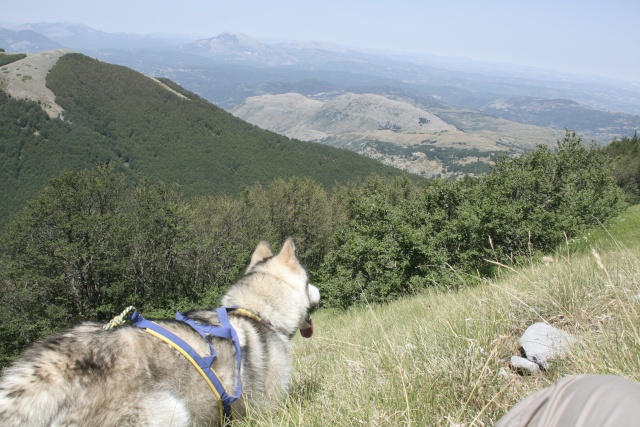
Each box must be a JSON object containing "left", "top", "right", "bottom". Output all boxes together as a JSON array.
[{"left": 495, "top": 374, "right": 640, "bottom": 427}]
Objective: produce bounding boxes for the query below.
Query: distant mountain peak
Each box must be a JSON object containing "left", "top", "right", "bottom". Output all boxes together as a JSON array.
[
  {"left": 0, "top": 27, "right": 62, "bottom": 53},
  {"left": 11, "top": 22, "right": 105, "bottom": 38},
  {"left": 190, "top": 32, "right": 265, "bottom": 53},
  {"left": 216, "top": 32, "right": 259, "bottom": 43}
]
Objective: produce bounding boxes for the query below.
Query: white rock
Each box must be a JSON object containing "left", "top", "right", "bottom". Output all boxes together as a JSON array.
[{"left": 519, "top": 322, "right": 574, "bottom": 370}]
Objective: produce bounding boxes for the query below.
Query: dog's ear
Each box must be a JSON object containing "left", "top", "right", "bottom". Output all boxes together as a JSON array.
[
  {"left": 247, "top": 241, "right": 273, "bottom": 271},
  {"left": 276, "top": 237, "right": 298, "bottom": 267}
]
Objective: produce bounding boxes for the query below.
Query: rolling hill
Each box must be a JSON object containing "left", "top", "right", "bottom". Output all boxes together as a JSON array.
[
  {"left": 231, "top": 92, "right": 563, "bottom": 177},
  {"left": 0, "top": 51, "right": 407, "bottom": 227}
]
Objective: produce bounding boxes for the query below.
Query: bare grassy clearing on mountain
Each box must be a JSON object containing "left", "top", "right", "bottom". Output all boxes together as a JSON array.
[
  {"left": 0, "top": 49, "right": 72, "bottom": 118},
  {"left": 232, "top": 93, "right": 455, "bottom": 139}
]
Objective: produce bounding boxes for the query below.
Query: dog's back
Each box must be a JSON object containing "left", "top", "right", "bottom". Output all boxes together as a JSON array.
[
  {"left": 0, "top": 321, "right": 226, "bottom": 426},
  {"left": 0, "top": 238, "right": 319, "bottom": 426}
]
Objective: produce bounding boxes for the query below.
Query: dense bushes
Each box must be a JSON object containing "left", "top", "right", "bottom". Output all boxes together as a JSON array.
[
  {"left": 318, "top": 131, "right": 624, "bottom": 307},
  {"left": 0, "top": 167, "right": 344, "bottom": 364},
  {"left": 605, "top": 132, "right": 640, "bottom": 203},
  {"left": 0, "top": 131, "right": 625, "bottom": 364}
]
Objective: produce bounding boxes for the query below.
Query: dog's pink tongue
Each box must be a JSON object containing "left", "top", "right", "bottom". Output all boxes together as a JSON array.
[{"left": 300, "top": 317, "right": 314, "bottom": 338}]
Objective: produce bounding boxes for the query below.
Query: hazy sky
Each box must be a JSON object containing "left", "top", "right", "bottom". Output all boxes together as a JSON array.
[{"left": 3, "top": 0, "right": 639, "bottom": 83}]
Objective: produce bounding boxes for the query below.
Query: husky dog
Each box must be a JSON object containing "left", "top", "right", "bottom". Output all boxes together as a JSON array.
[{"left": 0, "top": 238, "right": 320, "bottom": 426}]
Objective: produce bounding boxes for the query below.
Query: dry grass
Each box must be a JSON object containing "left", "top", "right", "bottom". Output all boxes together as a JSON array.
[{"left": 237, "top": 206, "right": 640, "bottom": 426}]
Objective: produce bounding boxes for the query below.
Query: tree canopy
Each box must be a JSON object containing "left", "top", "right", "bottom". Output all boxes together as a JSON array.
[{"left": 0, "top": 131, "right": 625, "bottom": 365}]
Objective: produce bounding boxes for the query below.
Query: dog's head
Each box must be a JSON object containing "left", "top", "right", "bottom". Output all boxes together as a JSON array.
[{"left": 223, "top": 238, "right": 320, "bottom": 338}]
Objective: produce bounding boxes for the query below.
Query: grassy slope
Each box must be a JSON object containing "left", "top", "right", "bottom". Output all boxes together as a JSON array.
[{"left": 240, "top": 205, "right": 640, "bottom": 426}]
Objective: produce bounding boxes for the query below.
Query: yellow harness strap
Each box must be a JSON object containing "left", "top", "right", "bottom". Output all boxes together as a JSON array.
[
  {"left": 104, "top": 307, "right": 267, "bottom": 423},
  {"left": 229, "top": 308, "right": 265, "bottom": 324},
  {"left": 143, "top": 327, "right": 229, "bottom": 419}
]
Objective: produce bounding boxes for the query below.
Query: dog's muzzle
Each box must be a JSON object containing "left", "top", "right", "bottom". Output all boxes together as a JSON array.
[
  {"left": 300, "top": 284, "right": 320, "bottom": 338},
  {"left": 300, "top": 315, "right": 314, "bottom": 338}
]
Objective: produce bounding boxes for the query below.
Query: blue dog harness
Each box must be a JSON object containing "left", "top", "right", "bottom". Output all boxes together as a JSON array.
[{"left": 113, "top": 307, "right": 246, "bottom": 422}]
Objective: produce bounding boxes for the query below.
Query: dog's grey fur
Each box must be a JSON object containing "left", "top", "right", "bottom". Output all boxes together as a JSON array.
[{"left": 0, "top": 238, "right": 320, "bottom": 426}]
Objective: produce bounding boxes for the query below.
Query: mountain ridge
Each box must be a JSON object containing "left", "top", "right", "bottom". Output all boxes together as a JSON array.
[
  {"left": 10, "top": 22, "right": 177, "bottom": 50},
  {"left": 0, "top": 51, "right": 407, "bottom": 227},
  {"left": 3, "top": 24, "right": 639, "bottom": 177}
]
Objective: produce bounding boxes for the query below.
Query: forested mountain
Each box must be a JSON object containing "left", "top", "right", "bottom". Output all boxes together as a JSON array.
[
  {"left": 93, "top": 44, "right": 640, "bottom": 142},
  {"left": 0, "top": 52, "right": 406, "bottom": 227}
]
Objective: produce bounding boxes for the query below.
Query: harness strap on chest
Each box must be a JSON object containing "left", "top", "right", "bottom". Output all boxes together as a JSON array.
[{"left": 129, "top": 307, "right": 243, "bottom": 422}]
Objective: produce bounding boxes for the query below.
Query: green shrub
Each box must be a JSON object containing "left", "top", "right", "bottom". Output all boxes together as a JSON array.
[
  {"left": 318, "top": 131, "right": 625, "bottom": 308},
  {"left": 604, "top": 132, "right": 640, "bottom": 203}
]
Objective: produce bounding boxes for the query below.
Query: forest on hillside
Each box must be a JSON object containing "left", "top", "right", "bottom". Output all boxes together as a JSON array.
[
  {"left": 0, "top": 53, "right": 404, "bottom": 227},
  {"left": 0, "top": 131, "right": 629, "bottom": 366}
]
